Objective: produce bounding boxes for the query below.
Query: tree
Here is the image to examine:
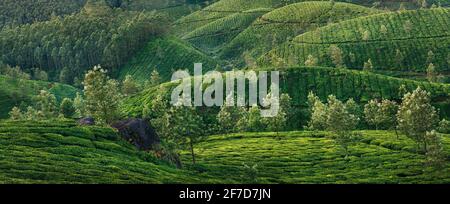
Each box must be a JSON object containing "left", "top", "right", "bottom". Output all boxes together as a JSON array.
[
  {"left": 424, "top": 131, "right": 446, "bottom": 169},
  {"left": 345, "top": 99, "right": 361, "bottom": 126},
  {"left": 217, "top": 93, "right": 245, "bottom": 133},
  {"left": 32, "top": 68, "right": 48, "bottom": 81},
  {"left": 262, "top": 93, "right": 287, "bottom": 136},
  {"left": 363, "top": 59, "right": 373, "bottom": 72},
  {"left": 73, "top": 92, "right": 85, "bottom": 118},
  {"left": 364, "top": 99, "right": 380, "bottom": 129},
  {"left": 168, "top": 95, "right": 205, "bottom": 164},
  {"left": 147, "top": 69, "right": 162, "bottom": 88},
  {"left": 9, "top": 107, "right": 23, "bottom": 120},
  {"left": 328, "top": 45, "right": 344, "bottom": 68},
  {"left": 122, "top": 74, "right": 139, "bottom": 96},
  {"left": 304, "top": 54, "right": 318, "bottom": 66},
  {"left": 83, "top": 65, "right": 122, "bottom": 124},
  {"left": 325, "top": 95, "right": 359, "bottom": 156},
  {"left": 25, "top": 106, "right": 43, "bottom": 121},
  {"left": 34, "top": 90, "right": 58, "bottom": 118},
  {"left": 397, "top": 87, "right": 439, "bottom": 151},
  {"left": 379, "top": 99, "right": 399, "bottom": 134},
  {"left": 437, "top": 119, "right": 450, "bottom": 134},
  {"left": 426, "top": 63, "right": 437, "bottom": 82},
  {"left": 60, "top": 98, "right": 75, "bottom": 118},
  {"left": 247, "top": 105, "right": 264, "bottom": 132},
  {"left": 307, "top": 92, "right": 328, "bottom": 130}
]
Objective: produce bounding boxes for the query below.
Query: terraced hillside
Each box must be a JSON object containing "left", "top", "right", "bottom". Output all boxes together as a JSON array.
[
  {"left": 181, "top": 131, "right": 450, "bottom": 183},
  {"left": 260, "top": 8, "right": 450, "bottom": 73},
  {"left": 1, "top": 121, "right": 448, "bottom": 184},
  {"left": 119, "top": 37, "right": 221, "bottom": 83},
  {"left": 172, "top": 0, "right": 305, "bottom": 35},
  {"left": 0, "top": 75, "right": 78, "bottom": 119},
  {"left": 220, "top": 1, "right": 382, "bottom": 64},
  {"left": 121, "top": 66, "right": 450, "bottom": 119},
  {"left": 0, "top": 120, "right": 199, "bottom": 184},
  {"left": 182, "top": 8, "right": 272, "bottom": 53}
]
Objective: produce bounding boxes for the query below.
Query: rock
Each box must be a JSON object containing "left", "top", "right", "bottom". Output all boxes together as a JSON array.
[
  {"left": 112, "top": 118, "right": 160, "bottom": 151},
  {"left": 78, "top": 117, "right": 95, "bottom": 126}
]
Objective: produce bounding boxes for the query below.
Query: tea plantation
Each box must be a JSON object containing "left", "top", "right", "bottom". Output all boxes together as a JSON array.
[
  {"left": 261, "top": 8, "right": 450, "bottom": 72},
  {"left": 1, "top": 120, "right": 448, "bottom": 183}
]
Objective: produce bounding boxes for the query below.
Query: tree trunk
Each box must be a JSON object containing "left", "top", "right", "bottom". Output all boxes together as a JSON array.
[{"left": 394, "top": 129, "right": 399, "bottom": 140}]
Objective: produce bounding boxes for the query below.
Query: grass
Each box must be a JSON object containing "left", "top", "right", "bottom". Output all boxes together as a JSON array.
[
  {"left": 220, "top": 1, "right": 382, "bottom": 64},
  {"left": 1, "top": 120, "right": 448, "bottom": 184},
  {"left": 260, "top": 8, "right": 450, "bottom": 73},
  {"left": 0, "top": 75, "right": 78, "bottom": 119}
]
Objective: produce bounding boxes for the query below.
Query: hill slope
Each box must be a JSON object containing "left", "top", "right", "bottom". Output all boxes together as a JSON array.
[
  {"left": 181, "top": 131, "right": 450, "bottom": 183},
  {"left": 119, "top": 36, "right": 221, "bottom": 83},
  {"left": 220, "top": 1, "right": 382, "bottom": 64},
  {"left": 172, "top": 0, "right": 306, "bottom": 36},
  {"left": 121, "top": 66, "right": 450, "bottom": 120},
  {"left": 260, "top": 8, "right": 450, "bottom": 72},
  {"left": 0, "top": 75, "right": 78, "bottom": 119},
  {"left": 1, "top": 121, "right": 448, "bottom": 184},
  {"left": 0, "top": 120, "right": 199, "bottom": 184},
  {"left": 182, "top": 8, "right": 272, "bottom": 54}
]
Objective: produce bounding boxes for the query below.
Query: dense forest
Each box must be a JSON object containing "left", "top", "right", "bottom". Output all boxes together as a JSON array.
[{"left": 0, "top": 1, "right": 168, "bottom": 83}]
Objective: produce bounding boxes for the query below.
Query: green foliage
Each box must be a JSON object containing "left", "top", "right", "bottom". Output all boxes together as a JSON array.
[
  {"left": 122, "top": 75, "right": 140, "bottom": 96},
  {"left": 424, "top": 130, "right": 446, "bottom": 169},
  {"left": 397, "top": 87, "right": 439, "bottom": 151},
  {"left": 0, "top": 120, "right": 198, "bottom": 184},
  {"left": 180, "top": 130, "right": 450, "bottom": 183},
  {"left": 0, "top": 8, "right": 168, "bottom": 81},
  {"left": 261, "top": 8, "right": 450, "bottom": 73},
  {"left": 33, "top": 90, "right": 58, "bottom": 118},
  {"left": 119, "top": 37, "right": 221, "bottom": 83},
  {"left": 83, "top": 66, "right": 122, "bottom": 124},
  {"left": 325, "top": 95, "right": 359, "bottom": 155},
  {"left": 221, "top": 1, "right": 381, "bottom": 64},
  {"left": 183, "top": 8, "right": 270, "bottom": 53},
  {"left": 73, "top": 92, "right": 86, "bottom": 118},
  {"left": 9, "top": 107, "right": 23, "bottom": 120},
  {"left": 60, "top": 98, "right": 76, "bottom": 118},
  {"left": 217, "top": 93, "right": 246, "bottom": 133},
  {"left": 0, "top": 0, "right": 86, "bottom": 28},
  {"left": 122, "top": 66, "right": 450, "bottom": 131},
  {"left": 438, "top": 119, "right": 450, "bottom": 134},
  {"left": 364, "top": 99, "right": 399, "bottom": 130},
  {"left": 167, "top": 95, "right": 206, "bottom": 164}
]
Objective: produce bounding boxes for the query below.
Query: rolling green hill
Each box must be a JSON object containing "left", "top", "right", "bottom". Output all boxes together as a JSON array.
[
  {"left": 182, "top": 8, "right": 272, "bottom": 54},
  {"left": 259, "top": 8, "right": 450, "bottom": 73},
  {"left": 1, "top": 120, "right": 448, "bottom": 183},
  {"left": 121, "top": 66, "right": 450, "bottom": 120},
  {"left": 220, "top": 1, "right": 382, "bottom": 64},
  {"left": 119, "top": 36, "right": 221, "bottom": 83},
  {"left": 181, "top": 131, "right": 450, "bottom": 183},
  {"left": 0, "top": 120, "right": 199, "bottom": 184},
  {"left": 172, "top": 0, "right": 306, "bottom": 35},
  {"left": 0, "top": 75, "right": 78, "bottom": 119}
]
